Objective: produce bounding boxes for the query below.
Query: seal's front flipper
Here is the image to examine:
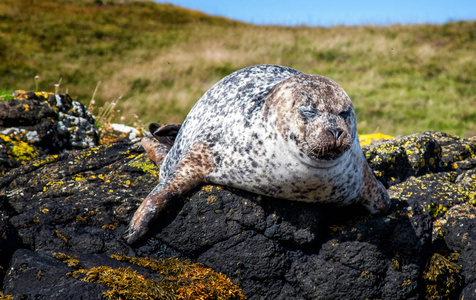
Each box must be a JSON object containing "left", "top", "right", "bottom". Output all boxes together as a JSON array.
[
  {"left": 126, "top": 142, "right": 216, "bottom": 244},
  {"left": 358, "top": 164, "right": 391, "bottom": 215}
]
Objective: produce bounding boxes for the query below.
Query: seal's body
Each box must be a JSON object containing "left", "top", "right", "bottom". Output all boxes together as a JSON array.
[{"left": 127, "top": 65, "right": 390, "bottom": 243}]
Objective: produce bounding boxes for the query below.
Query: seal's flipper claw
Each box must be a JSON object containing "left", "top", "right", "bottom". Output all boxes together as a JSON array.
[{"left": 126, "top": 189, "right": 167, "bottom": 244}]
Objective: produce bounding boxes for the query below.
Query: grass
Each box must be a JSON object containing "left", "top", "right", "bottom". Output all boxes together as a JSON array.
[
  {"left": 0, "top": 90, "right": 13, "bottom": 101},
  {"left": 0, "top": 0, "right": 475, "bottom": 137}
]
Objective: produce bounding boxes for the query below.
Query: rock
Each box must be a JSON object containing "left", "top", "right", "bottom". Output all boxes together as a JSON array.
[
  {"left": 363, "top": 131, "right": 476, "bottom": 187},
  {"left": 3, "top": 249, "right": 245, "bottom": 299},
  {"left": 0, "top": 91, "right": 99, "bottom": 175},
  {"left": 441, "top": 204, "right": 476, "bottom": 284},
  {"left": 3, "top": 249, "right": 107, "bottom": 299},
  {"left": 0, "top": 130, "right": 475, "bottom": 299}
]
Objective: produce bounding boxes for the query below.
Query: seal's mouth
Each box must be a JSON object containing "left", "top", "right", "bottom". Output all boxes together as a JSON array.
[
  {"left": 307, "top": 142, "right": 350, "bottom": 161},
  {"left": 314, "top": 148, "right": 345, "bottom": 160}
]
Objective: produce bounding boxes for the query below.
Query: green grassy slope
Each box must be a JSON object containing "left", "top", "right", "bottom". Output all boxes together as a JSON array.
[{"left": 1, "top": 0, "right": 475, "bottom": 136}]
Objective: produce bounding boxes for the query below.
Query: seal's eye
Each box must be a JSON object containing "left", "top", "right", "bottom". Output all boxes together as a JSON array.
[
  {"left": 298, "top": 107, "right": 318, "bottom": 119},
  {"left": 339, "top": 109, "right": 352, "bottom": 119}
]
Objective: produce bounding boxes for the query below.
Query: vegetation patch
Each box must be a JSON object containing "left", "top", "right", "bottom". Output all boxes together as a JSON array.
[
  {"left": 53, "top": 252, "right": 80, "bottom": 269},
  {"left": 0, "top": 0, "right": 474, "bottom": 137},
  {"left": 0, "top": 134, "right": 39, "bottom": 167},
  {"left": 128, "top": 154, "right": 160, "bottom": 177},
  {"left": 423, "top": 253, "right": 463, "bottom": 300},
  {"left": 63, "top": 254, "right": 245, "bottom": 300},
  {"left": 0, "top": 90, "right": 13, "bottom": 101}
]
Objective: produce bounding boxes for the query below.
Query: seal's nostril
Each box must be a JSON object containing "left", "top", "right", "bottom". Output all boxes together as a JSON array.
[{"left": 328, "top": 128, "right": 343, "bottom": 140}]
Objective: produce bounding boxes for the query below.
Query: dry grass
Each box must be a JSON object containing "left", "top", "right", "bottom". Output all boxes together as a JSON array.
[{"left": 1, "top": 0, "right": 475, "bottom": 136}]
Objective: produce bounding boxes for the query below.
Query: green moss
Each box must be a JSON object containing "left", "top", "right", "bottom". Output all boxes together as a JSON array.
[
  {"left": 0, "top": 89, "right": 13, "bottom": 101},
  {"left": 423, "top": 253, "right": 463, "bottom": 299}
]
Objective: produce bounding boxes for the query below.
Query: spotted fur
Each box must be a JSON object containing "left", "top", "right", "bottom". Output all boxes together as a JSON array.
[{"left": 126, "top": 65, "right": 390, "bottom": 243}]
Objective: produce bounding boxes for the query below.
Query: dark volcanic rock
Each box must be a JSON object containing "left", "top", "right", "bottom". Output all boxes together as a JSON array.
[
  {"left": 0, "top": 91, "right": 98, "bottom": 175},
  {"left": 3, "top": 249, "right": 106, "bottom": 299},
  {"left": 0, "top": 131, "right": 475, "bottom": 299},
  {"left": 363, "top": 131, "right": 476, "bottom": 187}
]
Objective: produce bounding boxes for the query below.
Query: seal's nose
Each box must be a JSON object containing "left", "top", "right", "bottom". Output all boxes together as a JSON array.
[{"left": 328, "top": 128, "right": 343, "bottom": 141}]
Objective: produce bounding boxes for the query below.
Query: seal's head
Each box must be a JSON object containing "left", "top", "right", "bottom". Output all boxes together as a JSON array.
[{"left": 264, "top": 74, "right": 357, "bottom": 162}]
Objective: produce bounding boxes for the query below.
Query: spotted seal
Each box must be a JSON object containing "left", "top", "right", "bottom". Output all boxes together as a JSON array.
[{"left": 126, "top": 65, "right": 390, "bottom": 243}]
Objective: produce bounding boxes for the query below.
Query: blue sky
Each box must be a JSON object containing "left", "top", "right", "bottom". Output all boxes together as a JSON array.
[{"left": 155, "top": 0, "right": 475, "bottom": 27}]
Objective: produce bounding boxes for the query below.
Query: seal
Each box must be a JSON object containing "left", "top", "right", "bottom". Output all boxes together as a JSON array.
[{"left": 126, "top": 64, "right": 390, "bottom": 243}]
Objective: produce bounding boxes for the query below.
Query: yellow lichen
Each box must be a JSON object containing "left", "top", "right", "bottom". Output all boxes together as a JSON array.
[
  {"left": 428, "top": 203, "right": 448, "bottom": 219},
  {"left": 399, "top": 279, "right": 412, "bottom": 287},
  {"left": 359, "top": 133, "right": 394, "bottom": 146},
  {"left": 33, "top": 91, "right": 54, "bottom": 98},
  {"left": 102, "top": 223, "right": 119, "bottom": 231},
  {"left": 202, "top": 185, "right": 214, "bottom": 192},
  {"left": 392, "top": 255, "right": 401, "bottom": 271},
  {"left": 32, "top": 154, "right": 58, "bottom": 167},
  {"left": 76, "top": 216, "right": 88, "bottom": 223},
  {"left": 43, "top": 180, "right": 64, "bottom": 192},
  {"left": 55, "top": 230, "right": 68, "bottom": 243},
  {"left": 74, "top": 174, "right": 85, "bottom": 181},
  {"left": 207, "top": 195, "right": 217, "bottom": 204},
  {"left": 432, "top": 218, "right": 447, "bottom": 238},
  {"left": 128, "top": 155, "right": 160, "bottom": 177},
  {"left": 360, "top": 270, "right": 372, "bottom": 279},
  {"left": 0, "top": 134, "right": 39, "bottom": 161}
]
